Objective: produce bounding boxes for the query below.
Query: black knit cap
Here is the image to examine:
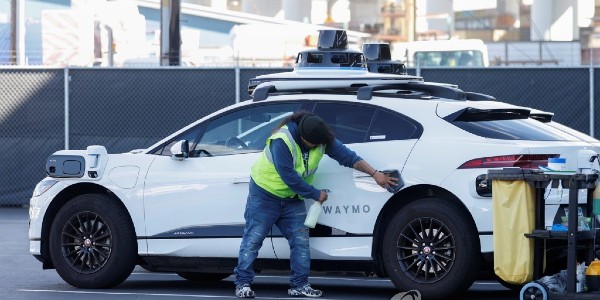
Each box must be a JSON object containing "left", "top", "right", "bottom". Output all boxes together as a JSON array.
[{"left": 298, "top": 115, "right": 327, "bottom": 144}]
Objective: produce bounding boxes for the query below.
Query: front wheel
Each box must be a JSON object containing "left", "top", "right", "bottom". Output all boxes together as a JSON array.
[
  {"left": 382, "top": 198, "right": 480, "bottom": 299},
  {"left": 49, "top": 194, "right": 137, "bottom": 288}
]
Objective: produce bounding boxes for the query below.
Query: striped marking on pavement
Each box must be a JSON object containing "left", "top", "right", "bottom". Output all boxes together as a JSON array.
[{"left": 17, "top": 289, "right": 338, "bottom": 300}]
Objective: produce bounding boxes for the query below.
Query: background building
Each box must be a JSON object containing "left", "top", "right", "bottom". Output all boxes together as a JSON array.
[{"left": 1, "top": 0, "right": 599, "bottom": 66}]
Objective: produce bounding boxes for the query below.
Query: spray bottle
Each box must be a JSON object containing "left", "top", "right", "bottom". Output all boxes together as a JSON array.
[{"left": 304, "top": 200, "right": 322, "bottom": 228}]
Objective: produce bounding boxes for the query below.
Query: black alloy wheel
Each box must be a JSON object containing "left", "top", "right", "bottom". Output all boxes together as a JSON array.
[
  {"left": 396, "top": 217, "right": 455, "bottom": 283},
  {"left": 382, "top": 198, "right": 480, "bottom": 299},
  {"left": 60, "top": 211, "right": 112, "bottom": 274},
  {"left": 49, "top": 194, "right": 136, "bottom": 288}
]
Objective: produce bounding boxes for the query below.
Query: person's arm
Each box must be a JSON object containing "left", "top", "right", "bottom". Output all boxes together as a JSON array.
[
  {"left": 352, "top": 160, "right": 395, "bottom": 187},
  {"left": 270, "top": 139, "right": 322, "bottom": 200},
  {"left": 326, "top": 139, "right": 397, "bottom": 188}
]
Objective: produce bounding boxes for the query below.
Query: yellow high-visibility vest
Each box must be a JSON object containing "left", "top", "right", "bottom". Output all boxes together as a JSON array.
[{"left": 251, "top": 126, "right": 325, "bottom": 199}]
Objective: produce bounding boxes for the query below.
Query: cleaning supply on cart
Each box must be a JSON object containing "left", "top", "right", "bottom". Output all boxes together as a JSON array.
[
  {"left": 594, "top": 183, "right": 600, "bottom": 216},
  {"left": 576, "top": 262, "right": 587, "bottom": 292},
  {"left": 304, "top": 200, "right": 322, "bottom": 228},
  {"left": 547, "top": 157, "right": 567, "bottom": 171},
  {"left": 561, "top": 207, "right": 592, "bottom": 231},
  {"left": 538, "top": 270, "right": 567, "bottom": 292},
  {"left": 577, "top": 149, "right": 596, "bottom": 174},
  {"left": 586, "top": 260, "right": 600, "bottom": 292}
]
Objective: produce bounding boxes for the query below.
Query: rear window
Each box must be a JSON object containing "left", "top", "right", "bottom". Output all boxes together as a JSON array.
[
  {"left": 546, "top": 121, "right": 600, "bottom": 143},
  {"left": 445, "top": 108, "right": 581, "bottom": 141}
]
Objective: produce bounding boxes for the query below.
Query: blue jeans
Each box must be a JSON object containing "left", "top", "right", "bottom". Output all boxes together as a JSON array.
[{"left": 234, "top": 192, "right": 310, "bottom": 288}]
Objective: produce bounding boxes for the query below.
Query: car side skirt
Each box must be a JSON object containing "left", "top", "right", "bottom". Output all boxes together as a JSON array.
[{"left": 138, "top": 256, "right": 376, "bottom": 274}]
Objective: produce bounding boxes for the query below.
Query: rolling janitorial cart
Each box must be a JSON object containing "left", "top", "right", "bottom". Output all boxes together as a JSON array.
[{"left": 487, "top": 168, "right": 600, "bottom": 300}]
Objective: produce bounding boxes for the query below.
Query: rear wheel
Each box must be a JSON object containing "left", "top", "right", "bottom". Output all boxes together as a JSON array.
[
  {"left": 177, "top": 272, "right": 231, "bottom": 282},
  {"left": 382, "top": 198, "right": 480, "bottom": 299},
  {"left": 49, "top": 194, "right": 137, "bottom": 288}
]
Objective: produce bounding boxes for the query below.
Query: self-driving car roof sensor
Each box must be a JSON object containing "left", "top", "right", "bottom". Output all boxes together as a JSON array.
[
  {"left": 247, "top": 30, "right": 423, "bottom": 95},
  {"left": 362, "top": 43, "right": 407, "bottom": 75},
  {"left": 295, "top": 30, "right": 366, "bottom": 69}
]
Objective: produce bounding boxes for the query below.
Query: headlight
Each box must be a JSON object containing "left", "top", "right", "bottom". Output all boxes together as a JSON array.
[{"left": 33, "top": 179, "right": 58, "bottom": 197}]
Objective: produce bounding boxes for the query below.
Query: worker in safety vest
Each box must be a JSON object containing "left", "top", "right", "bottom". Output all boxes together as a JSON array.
[{"left": 234, "top": 110, "right": 397, "bottom": 298}]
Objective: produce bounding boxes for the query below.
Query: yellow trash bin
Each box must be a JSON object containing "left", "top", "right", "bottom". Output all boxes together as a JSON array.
[{"left": 491, "top": 178, "right": 536, "bottom": 284}]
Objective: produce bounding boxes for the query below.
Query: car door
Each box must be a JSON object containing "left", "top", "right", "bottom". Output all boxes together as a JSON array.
[
  {"left": 143, "top": 102, "right": 306, "bottom": 258},
  {"left": 271, "top": 102, "right": 423, "bottom": 259}
]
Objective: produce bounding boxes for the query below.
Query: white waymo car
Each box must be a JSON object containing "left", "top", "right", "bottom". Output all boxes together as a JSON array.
[{"left": 28, "top": 31, "right": 600, "bottom": 299}]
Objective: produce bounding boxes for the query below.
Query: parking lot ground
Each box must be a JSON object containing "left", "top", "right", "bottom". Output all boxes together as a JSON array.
[{"left": 1, "top": 207, "right": 518, "bottom": 299}]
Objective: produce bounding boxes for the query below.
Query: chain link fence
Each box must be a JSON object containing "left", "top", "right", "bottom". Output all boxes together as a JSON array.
[
  {"left": 0, "top": 69, "right": 64, "bottom": 206},
  {"left": 0, "top": 66, "right": 597, "bottom": 206},
  {"left": 412, "top": 67, "right": 593, "bottom": 135}
]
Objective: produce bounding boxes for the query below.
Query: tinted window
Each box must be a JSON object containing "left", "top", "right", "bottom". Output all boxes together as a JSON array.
[
  {"left": 546, "top": 121, "right": 600, "bottom": 143},
  {"left": 194, "top": 103, "right": 303, "bottom": 157},
  {"left": 369, "top": 110, "right": 422, "bottom": 141},
  {"left": 151, "top": 103, "right": 303, "bottom": 157},
  {"left": 313, "top": 103, "right": 375, "bottom": 144},
  {"left": 451, "top": 118, "right": 582, "bottom": 141},
  {"left": 150, "top": 125, "right": 205, "bottom": 156}
]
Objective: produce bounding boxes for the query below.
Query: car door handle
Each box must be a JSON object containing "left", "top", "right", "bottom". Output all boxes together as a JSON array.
[{"left": 233, "top": 177, "right": 250, "bottom": 184}]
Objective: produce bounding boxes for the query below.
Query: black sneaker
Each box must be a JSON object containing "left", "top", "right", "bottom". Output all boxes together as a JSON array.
[
  {"left": 288, "top": 284, "right": 323, "bottom": 297},
  {"left": 235, "top": 284, "right": 255, "bottom": 298}
]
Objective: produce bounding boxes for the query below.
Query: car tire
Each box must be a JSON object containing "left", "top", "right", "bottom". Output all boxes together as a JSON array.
[
  {"left": 49, "top": 194, "right": 137, "bottom": 288},
  {"left": 382, "top": 198, "right": 480, "bottom": 299},
  {"left": 177, "top": 272, "right": 231, "bottom": 282}
]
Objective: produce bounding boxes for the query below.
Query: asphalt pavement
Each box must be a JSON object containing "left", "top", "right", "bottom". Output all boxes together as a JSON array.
[{"left": 1, "top": 207, "right": 519, "bottom": 299}]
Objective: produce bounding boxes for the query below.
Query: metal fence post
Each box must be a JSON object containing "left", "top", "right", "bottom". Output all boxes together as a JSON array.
[
  {"left": 235, "top": 62, "right": 240, "bottom": 104},
  {"left": 64, "top": 67, "right": 69, "bottom": 150}
]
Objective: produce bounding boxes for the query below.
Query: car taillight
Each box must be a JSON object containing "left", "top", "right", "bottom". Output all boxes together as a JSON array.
[{"left": 458, "top": 154, "right": 559, "bottom": 169}]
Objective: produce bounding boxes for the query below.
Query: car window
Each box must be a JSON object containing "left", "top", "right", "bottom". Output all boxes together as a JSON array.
[
  {"left": 194, "top": 103, "right": 303, "bottom": 157},
  {"left": 546, "top": 121, "right": 600, "bottom": 143},
  {"left": 450, "top": 117, "right": 581, "bottom": 141},
  {"left": 151, "top": 125, "right": 205, "bottom": 156},
  {"left": 369, "top": 109, "right": 423, "bottom": 141},
  {"left": 313, "top": 103, "right": 376, "bottom": 144}
]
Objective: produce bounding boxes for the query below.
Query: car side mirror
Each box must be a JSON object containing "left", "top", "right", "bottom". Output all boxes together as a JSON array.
[{"left": 170, "top": 140, "right": 189, "bottom": 161}]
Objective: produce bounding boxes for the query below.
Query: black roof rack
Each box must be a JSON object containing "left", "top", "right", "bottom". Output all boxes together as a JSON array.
[
  {"left": 253, "top": 85, "right": 277, "bottom": 101},
  {"left": 357, "top": 82, "right": 466, "bottom": 100},
  {"left": 253, "top": 82, "right": 494, "bottom": 103}
]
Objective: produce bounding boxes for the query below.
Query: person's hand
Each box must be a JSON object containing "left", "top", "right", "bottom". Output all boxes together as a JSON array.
[
  {"left": 373, "top": 171, "right": 398, "bottom": 189},
  {"left": 318, "top": 189, "right": 328, "bottom": 204}
]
